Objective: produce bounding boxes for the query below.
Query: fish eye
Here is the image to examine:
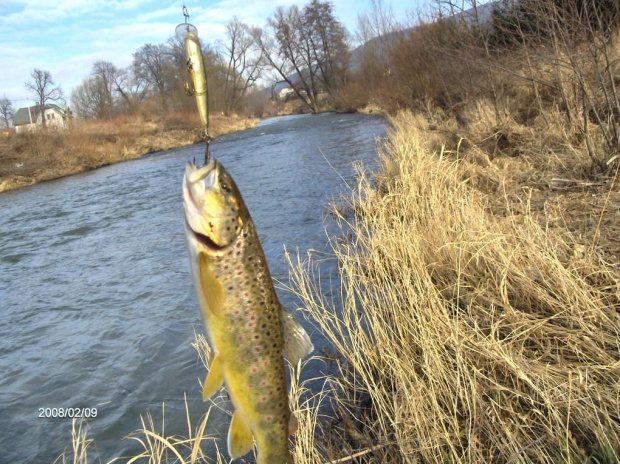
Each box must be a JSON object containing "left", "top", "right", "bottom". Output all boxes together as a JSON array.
[{"left": 220, "top": 181, "right": 229, "bottom": 191}]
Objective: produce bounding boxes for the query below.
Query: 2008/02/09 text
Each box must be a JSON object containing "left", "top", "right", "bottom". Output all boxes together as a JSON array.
[{"left": 38, "top": 408, "right": 97, "bottom": 418}]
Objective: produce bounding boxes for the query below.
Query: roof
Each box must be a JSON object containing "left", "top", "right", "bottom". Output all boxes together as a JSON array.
[{"left": 13, "top": 104, "right": 65, "bottom": 126}]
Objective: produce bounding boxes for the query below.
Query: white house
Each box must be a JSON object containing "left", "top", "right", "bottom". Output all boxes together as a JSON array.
[
  {"left": 278, "top": 87, "right": 296, "bottom": 100},
  {"left": 13, "top": 104, "right": 68, "bottom": 133}
]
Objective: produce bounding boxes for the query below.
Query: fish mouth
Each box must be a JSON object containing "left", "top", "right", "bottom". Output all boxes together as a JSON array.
[
  {"left": 183, "top": 161, "right": 226, "bottom": 251},
  {"left": 186, "top": 160, "right": 217, "bottom": 187},
  {"left": 184, "top": 218, "right": 226, "bottom": 251},
  {"left": 184, "top": 160, "right": 217, "bottom": 207}
]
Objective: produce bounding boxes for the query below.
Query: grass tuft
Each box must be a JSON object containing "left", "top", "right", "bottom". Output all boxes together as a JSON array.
[{"left": 55, "top": 419, "right": 95, "bottom": 464}]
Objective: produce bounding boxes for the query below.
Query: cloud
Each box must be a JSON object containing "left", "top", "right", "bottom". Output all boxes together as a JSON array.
[
  {"left": 136, "top": 4, "right": 179, "bottom": 22},
  {"left": 0, "top": 0, "right": 155, "bottom": 26},
  {"left": 96, "top": 21, "right": 179, "bottom": 44},
  {"left": 0, "top": 44, "right": 56, "bottom": 103}
]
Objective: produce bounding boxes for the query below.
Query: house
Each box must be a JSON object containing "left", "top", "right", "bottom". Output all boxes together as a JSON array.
[
  {"left": 269, "top": 81, "right": 304, "bottom": 102},
  {"left": 278, "top": 87, "right": 296, "bottom": 101},
  {"left": 269, "top": 80, "right": 300, "bottom": 102},
  {"left": 12, "top": 104, "right": 67, "bottom": 133}
]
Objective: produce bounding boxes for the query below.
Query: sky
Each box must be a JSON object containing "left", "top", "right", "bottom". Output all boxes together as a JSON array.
[{"left": 0, "top": 0, "right": 429, "bottom": 110}]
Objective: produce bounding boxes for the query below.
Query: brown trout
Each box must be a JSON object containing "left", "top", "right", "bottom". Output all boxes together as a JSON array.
[{"left": 182, "top": 160, "right": 313, "bottom": 463}]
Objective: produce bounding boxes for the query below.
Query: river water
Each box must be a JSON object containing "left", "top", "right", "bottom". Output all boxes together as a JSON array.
[{"left": 0, "top": 112, "right": 385, "bottom": 463}]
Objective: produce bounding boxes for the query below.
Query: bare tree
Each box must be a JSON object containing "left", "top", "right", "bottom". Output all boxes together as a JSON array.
[
  {"left": 91, "top": 61, "right": 120, "bottom": 119},
  {"left": 133, "top": 43, "right": 174, "bottom": 113},
  {"left": 253, "top": 0, "right": 349, "bottom": 113},
  {"left": 72, "top": 61, "right": 124, "bottom": 120},
  {"left": 253, "top": 6, "right": 318, "bottom": 112},
  {"left": 219, "top": 18, "right": 265, "bottom": 114},
  {"left": 356, "top": 0, "right": 398, "bottom": 45},
  {"left": 71, "top": 78, "right": 105, "bottom": 119},
  {"left": 303, "top": 0, "right": 350, "bottom": 93},
  {"left": 114, "top": 67, "right": 148, "bottom": 115},
  {"left": 24, "top": 69, "right": 63, "bottom": 127},
  {"left": 0, "top": 96, "right": 14, "bottom": 128}
]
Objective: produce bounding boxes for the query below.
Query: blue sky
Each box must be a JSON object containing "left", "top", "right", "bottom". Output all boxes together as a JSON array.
[{"left": 0, "top": 0, "right": 430, "bottom": 110}]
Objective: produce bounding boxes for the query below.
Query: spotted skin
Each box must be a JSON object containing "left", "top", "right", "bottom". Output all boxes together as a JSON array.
[{"left": 183, "top": 161, "right": 311, "bottom": 464}]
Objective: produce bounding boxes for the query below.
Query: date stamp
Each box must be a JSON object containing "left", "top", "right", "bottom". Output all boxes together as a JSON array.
[{"left": 38, "top": 407, "right": 98, "bottom": 418}]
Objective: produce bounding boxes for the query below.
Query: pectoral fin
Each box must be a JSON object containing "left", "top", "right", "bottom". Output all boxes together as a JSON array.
[
  {"left": 198, "top": 253, "right": 224, "bottom": 316},
  {"left": 280, "top": 306, "right": 314, "bottom": 365},
  {"left": 202, "top": 355, "right": 224, "bottom": 401},
  {"left": 227, "top": 411, "right": 254, "bottom": 459}
]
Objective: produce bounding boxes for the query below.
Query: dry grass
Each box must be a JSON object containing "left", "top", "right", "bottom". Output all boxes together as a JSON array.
[
  {"left": 55, "top": 419, "right": 95, "bottom": 464},
  {"left": 59, "top": 400, "right": 224, "bottom": 464},
  {"left": 120, "top": 396, "right": 220, "bottom": 464},
  {"left": 286, "top": 111, "right": 620, "bottom": 463},
  {"left": 428, "top": 101, "right": 620, "bottom": 260},
  {"left": 0, "top": 113, "right": 258, "bottom": 193}
]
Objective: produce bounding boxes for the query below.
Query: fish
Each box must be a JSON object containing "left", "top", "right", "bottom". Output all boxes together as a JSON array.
[{"left": 182, "top": 160, "right": 314, "bottom": 463}]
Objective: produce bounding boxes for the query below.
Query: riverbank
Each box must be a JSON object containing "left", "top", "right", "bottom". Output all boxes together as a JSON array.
[
  {"left": 290, "top": 109, "right": 620, "bottom": 462},
  {"left": 0, "top": 113, "right": 257, "bottom": 194}
]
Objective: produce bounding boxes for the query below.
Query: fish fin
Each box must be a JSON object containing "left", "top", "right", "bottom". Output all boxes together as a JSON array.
[
  {"left": 202, "top": 355, "right": 224, "bottom": 401},
  {"left": 227, "top": 411, "right": 254, "bottom": 459},
  {"left": 280, "top": 306, "right": 314, "bottom": 365},
  {"left": 198, "top": 253, "right": 224, "bottom": 316},
  {"left": 288, "top": 411, "right": 299, "bottom": 435}
]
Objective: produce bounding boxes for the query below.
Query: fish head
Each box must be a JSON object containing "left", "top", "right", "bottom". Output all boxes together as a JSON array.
[{"left": 183, "top": 160, "right": 245, "bottom": 251}]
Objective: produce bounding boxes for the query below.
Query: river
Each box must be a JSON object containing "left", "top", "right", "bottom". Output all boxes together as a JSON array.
[{"left": 0, "top": 112, "right": 386, "bottom": 463}]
